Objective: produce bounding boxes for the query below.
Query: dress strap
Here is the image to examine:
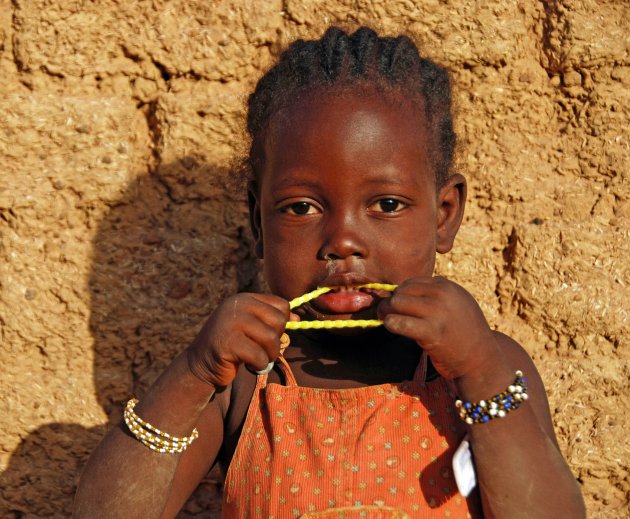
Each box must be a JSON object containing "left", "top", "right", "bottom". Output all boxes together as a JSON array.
[
  {"left": 258, "top": 333, "right": 298, "bottom": 387},
  {"left": 412, "top": 350, "right": 429, "bottom": 388},
  {"left": 274, "top": 355, "right": 299, "bottom": 386}
]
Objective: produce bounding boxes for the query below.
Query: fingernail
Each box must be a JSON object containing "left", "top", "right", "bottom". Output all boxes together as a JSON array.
[{"left": 252, "top": 362, "right": 274, "bottom": 376}]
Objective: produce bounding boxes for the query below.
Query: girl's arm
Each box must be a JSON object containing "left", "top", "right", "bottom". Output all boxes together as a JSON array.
[
  {"left": 378, "top": 277, "right": 585, "bottom": 519},
  {"left": 74, "top": 352, "right": 223, "bottom": 518},
  {"left": 74, "top": 293, "right": 290, "bottom": 518},
  {"left": 456, "top": 333, "right": 585, "bottom": 519}
]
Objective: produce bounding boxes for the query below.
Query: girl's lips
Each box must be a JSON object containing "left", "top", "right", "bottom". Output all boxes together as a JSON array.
[
  {"left": 313, "top": 290, "right": 375, "bottom": 314},
  {"left": 309, "top": 286, "right": 386, "bottom": 316}
]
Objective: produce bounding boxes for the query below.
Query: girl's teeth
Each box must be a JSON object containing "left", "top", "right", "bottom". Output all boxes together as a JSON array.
[{"left": 334, "top": 286, "right": 359, "bottom": 292}]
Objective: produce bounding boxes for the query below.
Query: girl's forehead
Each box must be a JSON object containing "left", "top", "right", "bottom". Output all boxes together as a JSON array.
[
  {"left": 264, "top": 89, "right": 430, "bottom": 167},
  {"left": 257, "top": 90, "right": 436, "bottom": 195},
  {"left": 270, "top": 86, "right": 425, "bottom": 136}
]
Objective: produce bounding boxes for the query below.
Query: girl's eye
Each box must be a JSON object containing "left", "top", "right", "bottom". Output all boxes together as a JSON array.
[
  {"left": 281, "top": 202, "right": 319, "bottom": 215},
  {"left": 371, "top": 199, "right": 406, "bottom": 213}
]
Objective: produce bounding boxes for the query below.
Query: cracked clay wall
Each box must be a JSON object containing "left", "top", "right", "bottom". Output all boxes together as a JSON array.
[{"left": 0, "top": 1, "right": 628, "bottom": 517}]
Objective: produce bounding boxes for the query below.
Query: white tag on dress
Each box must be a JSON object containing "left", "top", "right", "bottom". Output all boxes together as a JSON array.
[{"left": 452, "top": 435, "right": 476, "bottom": 497}]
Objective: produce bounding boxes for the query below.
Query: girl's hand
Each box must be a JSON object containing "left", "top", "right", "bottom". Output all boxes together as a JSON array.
[
  {"left": 187, "top": 293, "right": 291, "bottom": 388},
  {"left": 377, "top": 276, "right": 503, "bottom": 381}
]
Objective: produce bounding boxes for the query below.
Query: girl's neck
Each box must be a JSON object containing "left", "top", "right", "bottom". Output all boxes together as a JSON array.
[{"left": 283, "top": 328, "right": 426, "bottom": 389}]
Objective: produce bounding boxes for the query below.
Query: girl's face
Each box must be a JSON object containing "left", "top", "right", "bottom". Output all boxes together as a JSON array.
[{"left": 250, "top": 89, "right": 465, "bottom": 322}]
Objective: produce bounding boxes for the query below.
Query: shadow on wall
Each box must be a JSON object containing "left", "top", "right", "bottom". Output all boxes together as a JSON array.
[{"left": 0, "top": 159, "right": 259, "bottom": 517}]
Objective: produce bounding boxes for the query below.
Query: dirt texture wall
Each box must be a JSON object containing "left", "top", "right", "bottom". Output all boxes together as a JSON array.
[{"left": 0, "top": 0, "right": 628, "bottom": 517}]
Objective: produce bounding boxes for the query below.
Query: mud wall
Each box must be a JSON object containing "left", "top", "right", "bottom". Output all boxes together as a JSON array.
[{"left": 0, "top": 1, "right": 628, "bottom": 517}]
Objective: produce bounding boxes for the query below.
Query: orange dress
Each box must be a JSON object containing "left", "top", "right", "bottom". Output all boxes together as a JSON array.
[{"left": 221, "top": 353, "right": 480, "bottom": 518}]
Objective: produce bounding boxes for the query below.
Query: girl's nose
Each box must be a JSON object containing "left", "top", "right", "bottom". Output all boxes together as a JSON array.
[{"left": 318, "top": 216, "right": 368, "bottom": 260}]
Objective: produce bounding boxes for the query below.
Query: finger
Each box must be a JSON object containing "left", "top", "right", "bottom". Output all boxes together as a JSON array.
[
  {"left": 238, "top": 296, "right": 289, "bottom": 334},
  {"left": 248, "top": 293, "right": 291, "bottom": 315},
  {"left": 246, "top": 361, "right": 275, "bottom": 376},
  {"left": 377, "top": 291, "right": 435, "bottom": 320},
  {"left": 394, "top": 277, "right": 445, "bottom": 295},
  {"left": 239, "top": 315, "right": 283, "bottom": 361},
  {"left": 231, "top": 335, "right": 274, "bottom": 372},
  {"left": 396, "top": 275, "right": 441, "bottom": 287},
  {"left": 381, "top": 313, "right": 437, "bottom": 347}
]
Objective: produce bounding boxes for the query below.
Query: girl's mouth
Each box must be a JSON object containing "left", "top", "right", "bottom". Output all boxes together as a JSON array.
[{"left": 308, "top": 285, "right": 387, "bottom": 316}]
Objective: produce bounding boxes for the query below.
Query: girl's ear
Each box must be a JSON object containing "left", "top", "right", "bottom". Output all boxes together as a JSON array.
[
  {"left": 436, "top": 173, "right": 467, "bottom": 254},
  {"left": 247, "top": 181, "right": 264, "bottom": 258}
]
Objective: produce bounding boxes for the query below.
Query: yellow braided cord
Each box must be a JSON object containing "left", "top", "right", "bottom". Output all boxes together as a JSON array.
[
  {"left": 288, "top": 287, "right": 333, "bottom": 310},
  {"left": 287, "top": 283, "right": 397, "bottom": 329},
  {"left": 286, "top": 319, "right": 384, "bottom": 330}
]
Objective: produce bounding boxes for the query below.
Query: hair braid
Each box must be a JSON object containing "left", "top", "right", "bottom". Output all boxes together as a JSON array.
[
  {"left": 320, "top": 27, "right": 349, "bottom": 80},
  {"left": 246, "top": 26, "right": 456, "bottom": 187},
  {"left": 347, "top": 27, "right": 378, "bottom": 77}
]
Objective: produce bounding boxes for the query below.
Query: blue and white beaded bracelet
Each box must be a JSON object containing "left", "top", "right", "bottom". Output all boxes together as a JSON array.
[{"left": 455, "top": 370, "right": 528, "bottom": 425}]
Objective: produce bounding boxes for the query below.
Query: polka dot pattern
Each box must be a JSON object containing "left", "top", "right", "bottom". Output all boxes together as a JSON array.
[{"left": 222, "top": 357, "right": 477, "bottom": 518}]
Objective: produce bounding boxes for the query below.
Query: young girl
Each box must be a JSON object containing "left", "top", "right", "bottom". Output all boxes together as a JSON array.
[{"left": 74, "top": 27, "right": 585, "bottom": 518}]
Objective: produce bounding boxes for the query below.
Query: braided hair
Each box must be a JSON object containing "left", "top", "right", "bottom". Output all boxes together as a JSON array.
[{"left": 247, "top": 26, "right": 456, "bottom": 187}]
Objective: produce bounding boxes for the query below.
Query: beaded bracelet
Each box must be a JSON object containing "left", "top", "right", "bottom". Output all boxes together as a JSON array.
[
  {"left": 124, "top": 398, "right": 199, "bottom": 454},
  {"left": 455, "top": 371, "right": 528, "bottom": 425},
  {"left": 286, "top": 283, "right": 397, "bottom": 330}
]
